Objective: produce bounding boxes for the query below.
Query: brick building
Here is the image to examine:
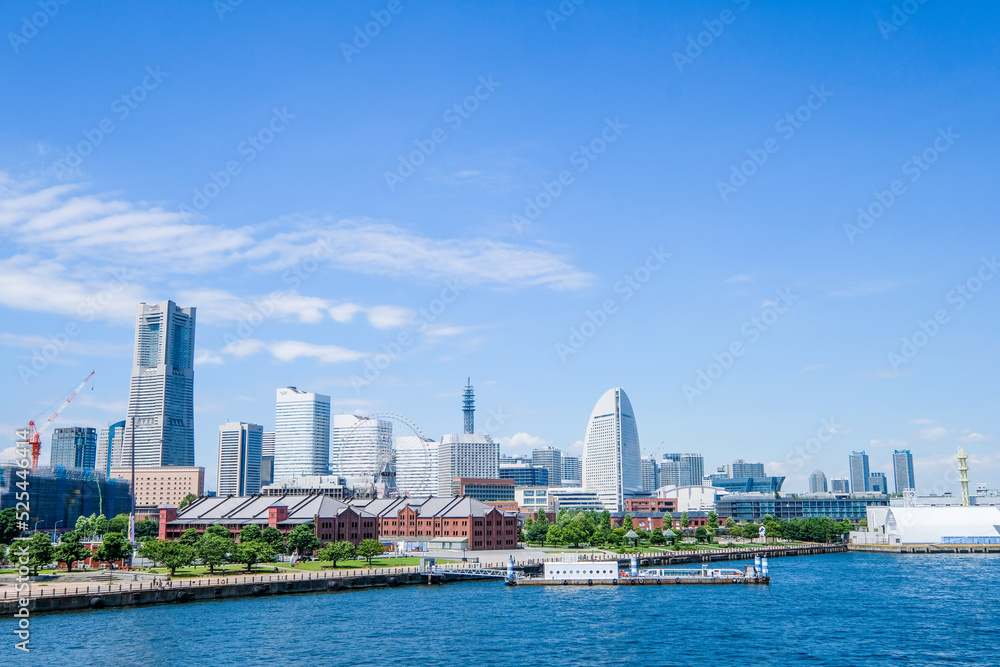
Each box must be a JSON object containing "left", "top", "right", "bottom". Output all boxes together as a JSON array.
[
  {"left": 624, "top": 498, "right": 677, "bottom": 514},
  {"left": 353, "top": 496, "right": 519, "bottom": 551}
]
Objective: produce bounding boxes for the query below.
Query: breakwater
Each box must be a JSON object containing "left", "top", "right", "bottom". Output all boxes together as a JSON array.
[{"left": 2, "top": 543, "right": 846, "bottom": 615}]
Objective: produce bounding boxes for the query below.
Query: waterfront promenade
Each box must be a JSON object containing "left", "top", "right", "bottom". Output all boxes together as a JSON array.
[{"left": 0, "top": 543, "right": 846, "bottom": 615}]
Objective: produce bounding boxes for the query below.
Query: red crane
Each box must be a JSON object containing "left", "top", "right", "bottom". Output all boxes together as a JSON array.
[{"left": 25, "top": 370, "right": 96, "bottom": 469}]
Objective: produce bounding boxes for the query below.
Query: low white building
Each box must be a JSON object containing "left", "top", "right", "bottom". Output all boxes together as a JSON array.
[
  {"left": 655, "top": 484, "right": 726, "bottom": 512},
  {"left": 863, "top": 505, "right": 1000, "bottom": 545}
]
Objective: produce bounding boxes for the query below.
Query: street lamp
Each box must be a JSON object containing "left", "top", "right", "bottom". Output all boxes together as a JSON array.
[
  {"left": 33, "top": 520, "right": 43, "bottom": 533},
  {"left": 52, "top": 520, "right": 63, "bottom": 541}
]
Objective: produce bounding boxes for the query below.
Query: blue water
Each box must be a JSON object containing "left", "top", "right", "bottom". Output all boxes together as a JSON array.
[{"left": 5, "top": 553, "right": 1000, "bottom": 666}]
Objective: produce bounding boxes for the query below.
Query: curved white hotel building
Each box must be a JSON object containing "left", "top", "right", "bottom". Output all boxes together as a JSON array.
[{"left": 582, "top": 387, "right": 642, "bottom": 512}]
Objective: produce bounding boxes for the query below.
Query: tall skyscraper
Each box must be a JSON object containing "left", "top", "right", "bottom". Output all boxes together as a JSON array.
[
  {"left": 808, "top": 469, "right": 828, "bottom": 493},
  {"left": 830, "top": 477, "right": 850, "bottom": 494},
  {"left": 849, "top": 451, "right": 870, "bottom": 493},
  {"left": 260, "top": 431, "right": 275, "bottom": 487},
  {"left": 437, "top": 433, "right": 498, "bottom": 497},
  {"left": 581, "top": 387, "right": 641, "bottom": 512},
  {"left": 463, "top": 378, "right": 475, "bottom": 435},
  {"left": 641, "top": 455, "right": 659, "bottom": 492},
  {"left": 726, "top": 459, "right": 766, "bottom": 478},
  {"left": 893, "top": 449, "right": 915, "bottom": 493},
  {"left": 561, "top": 455, "right": 582, "bottom": 487},
  {"left": 331, "top": 414, "right": 393, "bottom": 480},
  {"left": 395, "top": 435, "right": 439, "bottom": 496},
  {"left": 50, "top": 427, "right": 97, "bottom": 469},
  {"left": 662, "top": 453, "right": 703, "bottom": 486},
  {"left": 96, "top": 420, "right": 125, "bottom": 477},
  {"left": 532, "top": 447, "right": 563, "bottom": 487},
  {"left": 868, "top": 472, "right": 889, "bottom": 495},
  {"left": 217, "top": 422, "right": 263, "bottom": 496},
  {"left": 124, "top": 301, "right": 196, "bottom": 466},
  {"left": 273, "top": 387, "right": 330, "bottom": 480}
]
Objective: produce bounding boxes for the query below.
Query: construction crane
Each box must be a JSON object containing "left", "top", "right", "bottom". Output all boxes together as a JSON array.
[{"left": 25, "top": 371, "right": 95, "bottom": 469}]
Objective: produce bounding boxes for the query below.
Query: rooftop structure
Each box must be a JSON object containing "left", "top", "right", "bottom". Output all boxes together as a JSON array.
[{"left": 462, "top": 378, "right": 475, "bottom": 435}]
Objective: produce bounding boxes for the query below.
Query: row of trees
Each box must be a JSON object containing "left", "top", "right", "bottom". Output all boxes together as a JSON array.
[
  {"left": 74, "top": 513, "right": 159, "bottom": 540},
  {"left": 6, "top": 530, "right": 134, "bottom": 575},
  {"left": 317, "top": 540, "right": 384, "bottom": 567}
]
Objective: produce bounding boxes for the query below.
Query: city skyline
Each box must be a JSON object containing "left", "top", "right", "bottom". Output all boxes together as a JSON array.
[{"left": 2, "top": 3, "right": 998, "bottom": 498}]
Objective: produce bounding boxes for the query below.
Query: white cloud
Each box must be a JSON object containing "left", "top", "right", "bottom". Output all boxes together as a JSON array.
[
  {"left": 498, "top": 432, "right": 551, "bottom": 455},
  {"left": 959, "top": 432, "right": 990, "bottom": 443},
  {"left": 365, "top": 305, "right": 414, "bottom": 329},
  {"left": 869, "top": 438, "right": 907, "bottom": 449},
  {"left": 194, "top": 350, "right": 223, "bottom": 365},
  {"left": 801, "top": 364, "right": 824, "bottom": 372},
  {"left": 221, "top": 338, "right": 365, "bottom": 364},
  {"left": 724, "top": 274, "right": 753, "bottom": 284},
  {"left": 918, "top": 427, "right": 950, "bottom": 441},
  {"left": 908, "top": 418, "right": 936, "bottom": 425},
  {"left": 329, "top": 303, "right": 363, "bottom": 323}
]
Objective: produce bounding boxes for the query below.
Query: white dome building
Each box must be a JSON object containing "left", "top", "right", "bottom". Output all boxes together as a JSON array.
[
  {"left": 581, "top": 387, "right": 642, "bottom": 512},
  {"left": 866, "top": 505, "right": 1000, "bottom": 545}
]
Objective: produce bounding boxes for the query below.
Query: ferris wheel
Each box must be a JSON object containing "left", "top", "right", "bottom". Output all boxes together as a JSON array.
[{"left": 344, "top": 411, "right": 435, "bottom": 498}]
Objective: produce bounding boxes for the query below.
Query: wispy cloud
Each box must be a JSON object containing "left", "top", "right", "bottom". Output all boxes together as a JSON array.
[
  {"left": 724, "top": 273, "right": 753, "bottom": 284},
  {"left": 218, "top": 338, "right": 365, "bottom": 364},
  {"left": 801, "top": 363, "right": 824, "bottom": 371}
]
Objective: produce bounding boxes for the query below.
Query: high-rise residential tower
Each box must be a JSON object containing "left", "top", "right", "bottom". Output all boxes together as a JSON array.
[
  {"left": 50, "top": 427, "right": 97, "bottom": 469},
  {"left": 395, "top": 435, "right": 439, "bottom": 496},
  {"left": 331, "top": 414, "right": 393, "bottom": 480},
  {"left": 437, "top": 434, "right": 498, "bottom": 497},
  {"left": 808, "top": 469, "right": 828, "bottom": 493},
  {"left": 124, "top": 301, "right": 196, "bottom": 466},
  {"left": 725, "top": 459, "right": 766, "bottom": 478},
  {"left": 217, "top": 422, "right": 263, "bottom": 496},
  {"left": 96, "top": 420, "right": 126, "bottom": 477},
  {"left": 532, "top": 447, "right": 563, "bottom": 487},
  {"left": 561, "top": 455, "right": 582, "bottom": 487},
  {"left": 273, "top": 387, "right": 330, "bottom": 480},
  {"left": 849, "top": 451, "right": 871, "bottom": 494},
  {"left": 868, "top": 472, "right": 889, "bottom": 495},
  {"left": 830, "top": 477, "right": 850, "bottom": 494},
  {"left": 662, "top": 453, "right": 704, "bottom": 486},
  {"left": 260, "top": 431, "right": 275, "bottom": 487},
  {"left": 893, "top": 449, "right": 915, "bottom": 493},
  {"left": 581, "top": 387, "right": 642, "bottom": 512},
  {"left": 640, "top": 455, "right": 659, "bottom": 492}
]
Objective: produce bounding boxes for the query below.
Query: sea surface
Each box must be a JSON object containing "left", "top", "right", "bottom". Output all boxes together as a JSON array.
[{"left": 6, "top": 552, "right": 1000, "bottom": 666}]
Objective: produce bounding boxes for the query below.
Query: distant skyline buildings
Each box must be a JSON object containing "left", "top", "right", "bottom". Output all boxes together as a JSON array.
[
  {"left": 809, "top": 470, "right": 829, "bottom": 494},
  {"left": 273, "top": 387, "right": 330, "bottom": 480},
  {"left": 50, "top": 427, "right": 96, "bottom": 469},
  {"left": 96, "top": 420, "right": 125, "bottom": 477},
  {"left": 725, "top": 459, "right": 766, "bottom": 479},
  {"left": 894, "top": 449, "right": 916, "bottom": 493},
  {"left": 532, "top": 447, "right": 562, "bottom": 487},
  {"left": 868, "top": 472, "right": 889, "bottom": 495},
  {"left": 661, "top": 453, "right": 704, "bottom": 487},
  {"left": 561, "top": 455, "right": 582, "bottom": 487},
  {"left": 124, "top": 300, "right": 196, "bottom": 466},
  {"left": 641, "top": 455, "right": 659, "bottom": 492},
  {"left": 581, "top": 387, "right": 641, "bottom": 512},
  {"left": 217, "top": 422, "right": 263, "bottom": 496},
  {"left": 331, "top": 414, "right": 392, "bottom": 481},
  {"left": 831, "top": 477, "right": 850, "bottom": 494},
  {"left": 850, "top": 451, "right": 871, "bottom": 494},
  {"left": 395, "top": 435, "right": 438, "bottom": 496},
  {"left": 437, "top": 433, "right": 498, "bottom": 497}
]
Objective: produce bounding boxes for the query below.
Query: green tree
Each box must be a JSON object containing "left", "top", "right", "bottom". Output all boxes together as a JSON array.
[
  {"left": 178, "top": 493, "right": 197, "bottom": 510},
  {"left": 196, "top": 534, "right": 233, "bottom": 574},
  {"left": 135, "top": 519, "right": 159, "bottom": 540},
  {"left": 621, "top": 514, "right": 634, "bottom": 530},
  {"left": 260, "top": 526, "right": 286, "bottom": 550},
  {"left": 707, "top": 511, "right": 719, "bottom": 529},
  {"left": 91, "top": 514, "right": 109, "bottom": 536},
  {"left": 744, "top": 523, "right": 760, "bottom": 542},
  {"left": 287, "top": 523, "right": 320, "bottom": 556},
  {"left": 234, "top": 540, "right": 275, "bottom": 572},
  {"left": 599, "top": 510, "right": 612, "bottom": 531},
  {"left": 546, "top": 524, "right": 563, "bottom": 546},
  {"left": 75, "top": 514, "right": 93, "bottom": 536},
  {"left": 138, "top": 539, "right": 165, "bottom": 567},
  {"left": 528, "top": 510, "right": 549, "bottom": 543},
  {"left": 179, "top": 528, "right": 201, "bottom": 547},
  {"left": 96, "top": 532, "right": 132, "bottom": 566},
  {"left": 160, "top": 541, "right": 195, "bottom": 576},
  {"left": 859, "top": 519, "right": 868, "bottom": 528},
  {"left": 0, "top": 508, "right": 23, "bottom": 544},
  {"left": 724, "top": 516, "right": 736, "bottom": 530},
  {"left": 54, "top": 531, "right": 89, "bottom": 572},
  {"left": 205, "top": 524, "right": 231, "bottom": 538},
  {"left": 27, "top": 531, "right": 55, "bottom": 575},
  {"left": 318, "top": 540, "right": 356, "bottom": 567},
  {"left": 239, "top": 524, "right": 263, "bottom": 544},
  {"left": 729, "top": 524, "right": 744, "bottom": 541},
  {"left": 680, "top": 512, "right": 690, "bottom": 528},
  {"left": 562, "top": 520, "right": 588, "bottom": 547},
  {"left": 694, "top": 527, "right": 709, "bottom": 543},
  {"left": 590, "top": 525, "right": 611, "bottom": 547},
  {"left": 356, "top": 539, "right": 383, "bottom": 567},
  {"left": 107, "top": 513, "right": 130, "bottom": 535}
]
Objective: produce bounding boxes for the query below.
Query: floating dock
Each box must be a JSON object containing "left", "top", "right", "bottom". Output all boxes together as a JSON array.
[{"left": 507, "top": 555, "right": 771, "bottom": 586}]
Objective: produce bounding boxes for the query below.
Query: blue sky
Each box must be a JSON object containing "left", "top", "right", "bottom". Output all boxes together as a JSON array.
[{"left": 1, "top": 0, "right": 998, "bottom": 493}]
